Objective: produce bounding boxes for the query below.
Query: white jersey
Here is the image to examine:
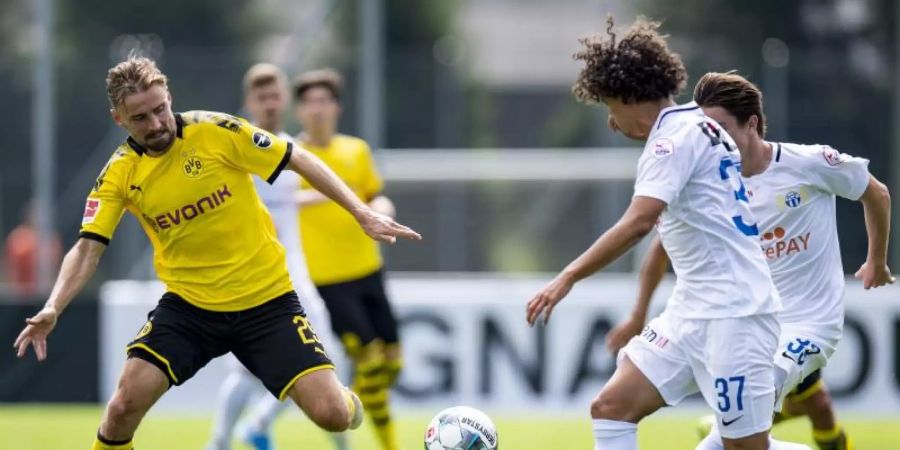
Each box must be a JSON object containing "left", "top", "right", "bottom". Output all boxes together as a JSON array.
[
  {"left": 634, "top": 102, "right": 781, "bottom": 319},
  {"left": 253, "top": 132, "right": 322, "bottom": 308},
  {"left": 744, "top": 143, "right": 869, "bottom": 336}
]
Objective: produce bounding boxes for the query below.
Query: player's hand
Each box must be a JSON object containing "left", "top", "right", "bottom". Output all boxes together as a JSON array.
[
  {"left": 13, "top": 306, "right": 59, "bottom": 361},
  {"left": 855, "top": 260, "right": 895, "bottom": 289},
  {"left": 355, "top": 207, "right": 421, "bottom": 244},
  {"left": 605, "top": 314, "right": 644, "bottom": 355},
  {"left": 526, "top": 274, "right": 574, "bottom": 327}
]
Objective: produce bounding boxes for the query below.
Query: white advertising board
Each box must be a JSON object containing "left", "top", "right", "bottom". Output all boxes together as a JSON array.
[{"left": 100, "top": 274, "right": 900, "bottom": 413}]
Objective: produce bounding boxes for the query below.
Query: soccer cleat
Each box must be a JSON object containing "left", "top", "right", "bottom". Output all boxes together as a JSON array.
[
  {"left": 243, "top": 430, "right": 273, "bottom": 450},
  {"left": 345, "top": 387, "right": 365, "bottom": 430},
  {"left": 696, "top": 414, "right": 715, "bottom": 439}
]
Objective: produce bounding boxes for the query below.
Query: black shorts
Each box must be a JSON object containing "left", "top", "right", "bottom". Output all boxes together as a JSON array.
[
  {"left": 126, "top": 291, "right": 333, "bottom": 400},
  {"left": 317, "top": 269, "right": 399, "bottom": 353},
  {"left": 790, "top": 368, "right": 823, "bottom": 398}
]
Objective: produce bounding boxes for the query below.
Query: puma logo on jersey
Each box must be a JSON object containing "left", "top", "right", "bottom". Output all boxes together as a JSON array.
[
  {"left": 760, "top": 227, "right": 811, "bottom": 260},
  {"left": 154, "top": 185, "right": 233, "bottom": 230}
]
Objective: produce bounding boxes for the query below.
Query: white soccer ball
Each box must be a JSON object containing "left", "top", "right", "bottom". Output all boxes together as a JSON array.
[{"left": 424, "top": 406, "right": 498, "bottom": 450}]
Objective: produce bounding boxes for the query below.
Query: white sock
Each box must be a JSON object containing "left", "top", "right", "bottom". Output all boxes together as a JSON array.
[
  {"left": 329, "top": 432, "right": 350, "bottom": 450},
  {"left": 592, "top": 419, "right": 637, "bottom": 450},
  {"left": 695, "top": 426, "right": 724, "bottom": 450},
  {"left": 246, "top": 395, "right": 289, "bottom": 433},
  {"left": 207, "top": 371, "right": 257, "bottom": 449},
  {"left": 769, "top": 437, "right": 813, "bottom": 450},
  {"left": 696, "top": 428, "right": 812, "bottom": 450}
]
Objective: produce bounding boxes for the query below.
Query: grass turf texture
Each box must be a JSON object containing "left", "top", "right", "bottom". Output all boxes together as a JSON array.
[{"left": 1, "top": 405, "right": 898, "bottom": 449}]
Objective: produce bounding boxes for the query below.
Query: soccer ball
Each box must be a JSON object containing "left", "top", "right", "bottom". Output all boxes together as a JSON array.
[{"left": 424, "top": 406, "right": 498, "bottom": 450}]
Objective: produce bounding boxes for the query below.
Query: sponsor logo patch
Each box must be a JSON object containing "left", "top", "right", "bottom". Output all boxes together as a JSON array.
[
  {"left": 650, "top": 138, "right": 675, "bottom": 158},
  {"left": 252, "top": 131, "right": 273, "bottom": 149},
  {"left": 822, "top": 146, "right": 845, "bottom": 166},
  {"left": 82, "top": 199, "right": 101, "bottom": 224}
]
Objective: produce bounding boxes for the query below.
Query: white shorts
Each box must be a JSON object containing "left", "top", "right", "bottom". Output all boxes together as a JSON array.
[
  {"left": 621, "top": 309, "right": 780, "bottom": 439},
  {"left": 773, "top": 324, "right": 838, "bottom": 411}
]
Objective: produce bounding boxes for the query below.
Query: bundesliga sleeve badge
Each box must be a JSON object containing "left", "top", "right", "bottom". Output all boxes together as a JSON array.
[{"left": 82, "top": 198, "right": 101, "bottom": 224}]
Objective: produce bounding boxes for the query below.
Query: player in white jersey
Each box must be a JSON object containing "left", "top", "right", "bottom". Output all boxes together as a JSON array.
[
  {"left": 525, "top": 18, "right": 798, "bottom": 450},
  {"left": 205, "top": 64, "right": 348, "bottom": 450},
  {"left": 606, "top": 72, "right": 893, "bottom": 450}
]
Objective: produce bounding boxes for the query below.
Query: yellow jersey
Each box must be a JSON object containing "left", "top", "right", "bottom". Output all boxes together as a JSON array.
[
  {"left": 80, "top": 111, "right": 294, "bottom": 311},
  {"left": 299, "top": 134, "right": 384, "bottom": 285}
]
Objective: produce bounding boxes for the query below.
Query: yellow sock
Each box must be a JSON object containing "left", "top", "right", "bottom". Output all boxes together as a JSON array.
[
  {"left": 92, "top": 433, "right": 134, "bottom": 450},
  {"left": 813, "top": 424, "right": 850, "bottom": 450},
  {"left": 354, "top": 348, "right": 399, "bottom": 450}
]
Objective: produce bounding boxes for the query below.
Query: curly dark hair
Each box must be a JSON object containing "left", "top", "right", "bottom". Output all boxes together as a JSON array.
[{"left": 573, "top": 16, "right": 687, "bottom": 104}]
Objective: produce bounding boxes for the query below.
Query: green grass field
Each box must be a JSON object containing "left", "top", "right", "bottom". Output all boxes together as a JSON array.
[{"left": 1, "top": 405, "right": 898, "bottom": 449}]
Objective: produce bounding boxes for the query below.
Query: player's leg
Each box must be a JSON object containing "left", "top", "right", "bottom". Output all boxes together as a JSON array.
[
  {"left": 97, "top": 293, "right": 227, "bottom": 449},
  {"left": 241, "top": 394, "right": 290, "bottom": 450},
  {"left": 589, "top": 356, "right": 666, "bottom": 449},
  {"left": 364, "top": 270, "right": 403, "bottom": 386},
  {"left": 362, "top": 270, "right": 404, "bottom": 450},
  {"left": 232, "top": 292, "right": 361, "bottom": 433},
  {"left": 782, "top": 373, "right": 851, "bottom": 450},
  {"left": 206, "top": 357, "right": 260, "bottom": 450},
  {"left": 239, "top": 286, "right": 349, "bottom": 450},
  {"left": 593, "top": 313, "right": 696, "bottom": 450},
  {"left": 320, "top": 277, "right": 399, "bottom": 450},
  {"left": 93, "top": 358, "right": 169, "bottom": 450},
  {"left": 701, "top": 315, "right": 780, "bottom": 450}
]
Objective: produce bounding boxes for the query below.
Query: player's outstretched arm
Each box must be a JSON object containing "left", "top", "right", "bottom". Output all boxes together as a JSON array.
[
  {"left": 855, "top": 174, "right": 894, "bottom": 289},
  {"left": 605, "top": 234, "right": 669, "bottom": 354},
  {"left": 286, "top": 148, "right": 421, "bottom": 243},
  {"left": 13, "top": 237, "right": 106, "bottom": 361},
  {"left": 526, "top": 196, "right": 666, "bottom": 326}
]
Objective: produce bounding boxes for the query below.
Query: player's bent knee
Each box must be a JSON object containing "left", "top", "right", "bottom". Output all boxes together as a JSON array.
[
  {"left": 305, "top": 395, "right": 352, "bottom": 432},
  {"left": 590, "top": 388, "right": 635, "bottom": 422}
]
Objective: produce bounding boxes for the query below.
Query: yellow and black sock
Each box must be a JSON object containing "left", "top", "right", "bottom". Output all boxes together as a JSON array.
[
  {"left": 813, "top": 424, "right": 852, "bottom": 450},
  {"left": 92, "top": 432, "right": 134, "bottom": 450},
  {"left": 354, "top": 344, "right": 399, "bottom": 450},
  {"left": 384, "top": 357, "right": 403, "bottom": 387}
]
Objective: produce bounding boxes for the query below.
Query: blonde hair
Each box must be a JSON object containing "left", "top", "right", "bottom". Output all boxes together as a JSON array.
[
  {"left": 106, "top": 56, "right": 168, "bottom": 108},
  {"left": 242, "top": 63, "right": 288, "bottom": 94}
]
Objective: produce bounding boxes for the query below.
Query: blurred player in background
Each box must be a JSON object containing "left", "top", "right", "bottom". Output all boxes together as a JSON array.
[
  {"left": 606, "top": 71, "right": 894, "bottom": 450},
  {"left": 526, "top": 17, "right": 809, "bottom": 450},
  {"left": 12, "top": 56, "right": 420, "bottom": 450},
  {"left": 204, "top": 64, "right": 348, "bottom": 450},
  {"left": 292, "top": 68, "right": 402, "bottom": 450}
]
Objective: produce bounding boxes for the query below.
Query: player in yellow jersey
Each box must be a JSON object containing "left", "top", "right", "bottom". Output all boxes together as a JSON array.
[
  {"left": 12, "top": 56, "right": 420, "bottom": 450},
  {"left": 292, "top": 69, "right": 402, "bottom": 450}
]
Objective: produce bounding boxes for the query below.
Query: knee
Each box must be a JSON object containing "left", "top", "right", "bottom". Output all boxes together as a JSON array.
[
  {"left": 590, "top": 388, "right": 636, "bottom": 422},
  {"left": 104, "top": 391, "right": 143, "bottom": 429},
  {"left": 306, "top": 394, "right": 352, "bottom": 432}
]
